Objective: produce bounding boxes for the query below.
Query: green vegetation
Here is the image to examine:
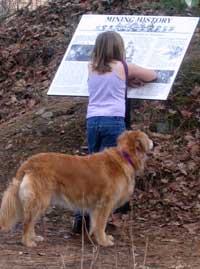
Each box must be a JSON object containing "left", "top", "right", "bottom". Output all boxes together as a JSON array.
[
  {"left": 161, "top": 0, "right": 187, "bottom": 11},
  {"left": 142, "top": 0, "right": 199, "bottom": 14},
  {"left": 184, "top": 0, "right": 200, "bottom": 7}
]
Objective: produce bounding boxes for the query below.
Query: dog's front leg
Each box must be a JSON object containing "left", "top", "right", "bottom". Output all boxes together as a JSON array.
[{"left": 91, "top": 202, "right": 114, "bottom": 247}]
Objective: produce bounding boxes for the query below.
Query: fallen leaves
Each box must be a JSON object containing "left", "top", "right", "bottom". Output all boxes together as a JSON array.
[
  {"left": 180, "top": 110, "right": 193, "bottom": 118},
  {"left": 0, "top": 0, "right": 199, "bottom": 230},
  {"left": 183, "top": 222, "right": 200, "bottom": 234}
]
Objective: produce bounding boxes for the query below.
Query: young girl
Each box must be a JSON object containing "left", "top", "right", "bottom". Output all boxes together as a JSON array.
[
  {"left": 73, "top": 31, "right": 156, "bottom": 233},
  {"left": 86, "top": 31, "right": 156, "bottom": 153}
]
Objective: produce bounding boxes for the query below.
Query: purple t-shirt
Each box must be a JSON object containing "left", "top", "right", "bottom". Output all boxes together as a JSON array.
[{"left": 87, "top": 71, "right": 126, "bottom": 119}]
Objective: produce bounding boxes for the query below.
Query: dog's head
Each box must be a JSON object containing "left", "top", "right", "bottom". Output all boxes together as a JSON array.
[
  {"left": 117, "top": 130, "right": 153, "bottom": 153},
  {"left": 117, "top": 130, "right": 153, "bottom": 170}
]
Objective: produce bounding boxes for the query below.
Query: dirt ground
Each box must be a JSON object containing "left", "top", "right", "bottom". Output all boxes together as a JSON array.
[
  {"left": 0, "top": 1, "right": 200, "bottom": 268},
  {"left": 1, "top": 209, "right": 200, "bottom": 269},
  {"left": 0, "top": 97, "right": 200, "bottom": 269}
]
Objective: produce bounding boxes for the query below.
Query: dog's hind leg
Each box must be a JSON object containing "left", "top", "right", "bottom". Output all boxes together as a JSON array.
[
  {"left": 22, "top": 207, "right": 39, "bottom": 247},
  {"left": 19, "top": 175, "right": 50, "bottom": 247},
  {"left": 91, "top": 202, "right": 114, "bottom": 247},
  {"left": 22, "top": 196, "right": 50, "bottom": 247}
]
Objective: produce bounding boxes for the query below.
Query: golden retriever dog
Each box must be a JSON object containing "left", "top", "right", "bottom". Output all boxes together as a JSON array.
[{"left": 0, "top": 130, "right": 153, "bottom": 247}]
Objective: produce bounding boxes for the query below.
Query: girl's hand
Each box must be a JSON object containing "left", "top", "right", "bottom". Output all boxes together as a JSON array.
[
  {"left": 128, "top": 77, "right": 145, "bottom": 88},
  {"left": 127, "top": 63, "right": 157, "bottom": 82}
]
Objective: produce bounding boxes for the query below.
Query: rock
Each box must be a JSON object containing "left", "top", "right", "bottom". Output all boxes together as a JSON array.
[{"left": 41, "top": 111, "right": 53, "bottom": 119}]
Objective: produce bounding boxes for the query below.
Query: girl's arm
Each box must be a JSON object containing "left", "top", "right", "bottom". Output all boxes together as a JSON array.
[
  {"left": 127, "top": 63, "right": 157, "bottom": 82},
  {"left": 88, "top": 62, "right": 92, "bottom": 75}
]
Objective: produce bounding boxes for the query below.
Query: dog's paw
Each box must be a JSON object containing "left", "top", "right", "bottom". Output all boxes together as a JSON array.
[
  {"left": 103, "top": 238, "right": 114, "bottom": 247},
  {"left": 34, "top": 235, "right": 44, "bottom": 242},
  {"left": 107, "top": 235, "right": 114, "bottom": 242},
  {"left": 98, "top": 235, "right": 114, "bottom": 247},
  {"left": 23, "top": 240, "right": 37, "bottom": 247}
]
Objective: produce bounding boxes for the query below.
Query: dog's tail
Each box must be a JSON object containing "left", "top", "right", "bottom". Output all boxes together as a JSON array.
[{"left": 0, "top": 177, "right": 23, "bottom": 231}]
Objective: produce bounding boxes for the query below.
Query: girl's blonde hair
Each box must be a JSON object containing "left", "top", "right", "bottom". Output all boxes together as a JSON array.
[{"left": 91, "top": 31, "right": 125, "bottom": 73}]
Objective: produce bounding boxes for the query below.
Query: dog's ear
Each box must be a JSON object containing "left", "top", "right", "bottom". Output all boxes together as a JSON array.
[
  {"left": 117, "top": 131, "right": 130, "bottom": 147},
  {"left": 132, "top": 131, "right": 150, "bottom": 153},
  {"left": 135, "top": 138, "right": 147, "bottom": 153}
]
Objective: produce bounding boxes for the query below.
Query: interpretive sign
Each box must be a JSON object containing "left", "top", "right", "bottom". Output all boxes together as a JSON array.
[{"left": 48, "top": 15, "right": 199, "bottom": 100}]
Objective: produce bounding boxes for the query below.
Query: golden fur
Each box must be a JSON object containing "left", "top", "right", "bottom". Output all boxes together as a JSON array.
[{"left": 0, "top": 130, "right": 153, "bottom": 247}]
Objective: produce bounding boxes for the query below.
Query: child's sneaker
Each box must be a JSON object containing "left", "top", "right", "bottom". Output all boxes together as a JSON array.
[{"left": 72, "top": 213, "right": 90, "bottom": 234}]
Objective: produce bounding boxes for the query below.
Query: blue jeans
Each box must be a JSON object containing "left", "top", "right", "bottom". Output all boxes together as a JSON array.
[
  {"left": 86, "top": 116, "right": 126, "bottom": 153},
  {"left": 74, "top": 116, "right": 125, "bottom": 231}
]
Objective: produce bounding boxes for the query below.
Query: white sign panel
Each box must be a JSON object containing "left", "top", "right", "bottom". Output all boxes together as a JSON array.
[{"left": 48, "top": 15, "right": 199, "bottom": 100}]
